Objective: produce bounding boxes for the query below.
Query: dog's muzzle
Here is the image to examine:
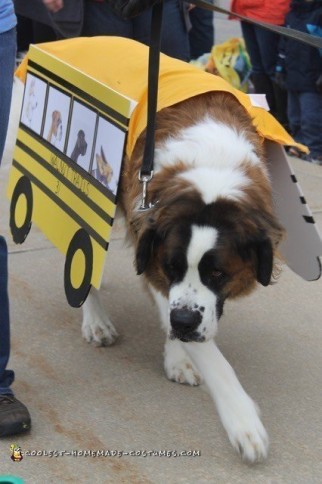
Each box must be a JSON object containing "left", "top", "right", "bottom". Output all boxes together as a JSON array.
[{"left": 170, "top": 308, "right": 204, "bottom": 342}]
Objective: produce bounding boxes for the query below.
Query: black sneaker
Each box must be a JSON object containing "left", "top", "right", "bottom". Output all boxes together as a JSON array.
[{"left": 0, "top": 395, "right": 31, "bottom": 437}]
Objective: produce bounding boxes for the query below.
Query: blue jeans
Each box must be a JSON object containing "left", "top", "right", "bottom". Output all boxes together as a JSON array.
[
  {"left": 0, "top": 27, "right": 16, "bottom": 163},
  {"left": 189, "top": 7, "right": 214, "bottom": 59},
  {"left": 82, "top": 0, "right": 190, "bottom": 61},
  {"left": 287, "top": 91, "right": 322, "bottom": 158},
  {"left": 0, "top": 27, "right": 16, "bottom": 395},
  {"left": 0, "top": 236, "right": 14, "bottom": 395},
  {"left": 241, "top": 21, "right": 280, "bottom": 80}
]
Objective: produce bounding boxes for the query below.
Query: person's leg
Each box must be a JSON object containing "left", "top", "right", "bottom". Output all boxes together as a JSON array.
[
  {"left": 0, "top": 235, "right": 31, "bottom": 438},
  {"left": 287, "top": 91, "right": 301, "bottom": 138},
  {"left": 16, "top": 15, "right": 34, "bottom": 52},
  {"left": 285, "top": 90, "right": 302, "bottom": 156},
  {"left": 82, "top": 0, "right": 133, "bottom": 37},
  {"left": 241, "top": 22, "right": 275, "bottom": 110},
  {"left": 0, "top": 237, "right": 14, "bottom": 395},
  {"left": 240, "top": 22, "right": 264, "bottom": 76},
  {"left": 299, "top": 92, "right": 322, "bottom": 160},
  {"left": 0, "top": 27, "right": 16, "bottom": 162},
  {"left": 189, "top": 7, "right": 214, "bottom": 59},
  {"left": 241, "top": 23, "right": 277, "bottom": 113},
  {"left": 272, "top": 81, "right": 288, "bottom": 128},
  {"left": 133, "top": 0, "right": 191, "bottom": 61},
  {"left": 253, "top": 26, "right": 288, "bottom": 125},
  {"left": 0, "top": 27, "right": 16, "bottom": 391},
  {"left": 253, "top": 26, "right": 280, "bottom": 80},
  {"left": 83, "top": 0, "right": 190, "bottom": 60},
  {"left": 0, "top": 26, "right": 31, "bottom": 438},
  {"left": 32, "top": 20, "right": 58, "bottom": 42},
  {"left": 0, "top": 236, "right": 32, "bottom": 438}
]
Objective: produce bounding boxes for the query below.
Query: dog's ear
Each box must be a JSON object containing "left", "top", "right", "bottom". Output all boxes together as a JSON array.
[
  {"left": 255, "top": 237, "right": 273, "bottom": 286},
  {"left": 237, "top": 235, "right": 274, "bottom": 287},
  {"left": 101, "top": 146, "right": 108, "bottom": 165},
  {"left": 255, "top": 212, "right": 284, "bottom": 286},
  {"left": 239, "top": 207, "right": 284, "bottom": 287},
  {"left": 135, "top": 228, "right": 158, "bottom": 275}
]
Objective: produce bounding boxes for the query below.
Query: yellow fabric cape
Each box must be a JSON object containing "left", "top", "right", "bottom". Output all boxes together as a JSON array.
[{"left": 16, "top": 36, "right": 307, "bottom": 157}]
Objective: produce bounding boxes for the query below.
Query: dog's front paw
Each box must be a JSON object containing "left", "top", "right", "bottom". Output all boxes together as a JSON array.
[
  {"left": 82, "top": 315, "right": 118, "bottom": 347},
  {"left": 165, "top": 359, "right": 202, "bottom": 386},
  {"left": 221, "top": 397, "right": 269, "bottom": 463},
  {"left": 164, "top": 340, "right": 202, "bottom": 386}
]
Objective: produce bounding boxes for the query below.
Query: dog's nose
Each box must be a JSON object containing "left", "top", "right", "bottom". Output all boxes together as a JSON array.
[{"left": 170, "top": 308, "right": 202, "bottom": 335}]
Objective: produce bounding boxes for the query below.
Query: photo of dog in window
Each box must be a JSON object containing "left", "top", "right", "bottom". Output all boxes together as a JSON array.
[
  {"left": 91, "top": 146, "right": 114, "bottom": 190},
  {"left": 21, "top": 73, "right": 47, "bottom": 134},
  {"left": 67, "top": 100, "right": 96, "bottom": 172},
  {"left": 46, "top": 110, "right": 63, "bottom": 147},
  {"left": 70, "top": 129, "right": 87, "bottom": 163},
  {"left": 91, "top": 116, "right": 126, "bottom": 195},
  {"left": 43, "top": 86, "right": 70, "bottom": 152}
]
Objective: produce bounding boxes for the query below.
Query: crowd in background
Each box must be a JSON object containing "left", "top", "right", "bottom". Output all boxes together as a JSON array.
[
  {"left": 231, "top": 0, "right": 322, "bottom": 164},
  {"left": 14, "top": 0, "right": 322, "bottom": 164}
]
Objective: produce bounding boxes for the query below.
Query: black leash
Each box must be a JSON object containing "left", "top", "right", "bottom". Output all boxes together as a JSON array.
[
  {"left": 190, "top": 0, "right": 322, "bottom": 50},
  {"left": 138, "top": 0, "right": 163, "bottom": 210}
]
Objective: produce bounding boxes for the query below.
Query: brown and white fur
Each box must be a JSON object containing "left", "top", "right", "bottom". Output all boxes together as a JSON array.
[{"left": 82, "top": 92, "right": 284, "bottom": 463}]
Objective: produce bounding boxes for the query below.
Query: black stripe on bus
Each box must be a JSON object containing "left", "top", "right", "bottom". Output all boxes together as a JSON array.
[
  {"left": 17, "top": 131, "right": 116, "bottom": 208},
  {"left": 303, "top": 215, "right": 315, "bottom": 224},
  {"left": 12, "top": 159, "right": 109, "bottom": 251},
  {"left": 28, "top": 60, "right": 130, "bottom": 129}
]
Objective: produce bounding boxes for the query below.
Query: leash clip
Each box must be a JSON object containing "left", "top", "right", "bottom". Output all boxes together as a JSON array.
[{"left": 138, "top": 170, "right": 154, "bottom": 211}]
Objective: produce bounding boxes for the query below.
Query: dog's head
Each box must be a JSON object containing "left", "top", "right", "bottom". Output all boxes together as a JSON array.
[
  {"left": 96, "top": 146, "right": 113, "bottom": 184},
  {"left": 134, "top": 187, "right": 283, "bottom": 343},
  {"left": 76, "top": 129, "right": 87, "bottom": 156},
  {"left": 52, "top": 111, "right": 63, "bottom": 140}
]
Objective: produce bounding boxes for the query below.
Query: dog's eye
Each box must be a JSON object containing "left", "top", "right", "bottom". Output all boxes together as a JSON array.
[
  {"left": 211, "top": 269, "right": 224, "bottom": 279},
  {"left": 165, "top": 261, "right": 179, "bottom": 277},
  {"left": 163, "top": 255, "right": 186, "bottom": 282}
]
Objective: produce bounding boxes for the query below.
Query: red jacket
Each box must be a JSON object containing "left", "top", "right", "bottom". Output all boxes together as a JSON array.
[{"left": 231, "top": 0, "right": 290, "bottom": 25}]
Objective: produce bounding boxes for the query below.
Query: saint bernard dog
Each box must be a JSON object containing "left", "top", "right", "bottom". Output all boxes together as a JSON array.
[{"left": 81, "top": 91, "right": 284, "bottom": 463}]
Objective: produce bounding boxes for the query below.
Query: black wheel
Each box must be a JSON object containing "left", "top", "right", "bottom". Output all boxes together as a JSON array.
[
  {"left": 64, "top": 229, "right": 93, "bottom": 307},
  {"left": 10, "top": 176, "right": 33, "bottom": 244}
]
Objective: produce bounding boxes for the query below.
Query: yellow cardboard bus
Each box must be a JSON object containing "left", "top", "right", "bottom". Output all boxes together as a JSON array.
[{"left": 8, "top": 43, "right": 136, "bottom": 307}]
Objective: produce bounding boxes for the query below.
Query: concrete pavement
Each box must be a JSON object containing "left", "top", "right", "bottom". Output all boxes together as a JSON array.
[{"left": 1, "top": 11, "right": 322, "bottom": 484}]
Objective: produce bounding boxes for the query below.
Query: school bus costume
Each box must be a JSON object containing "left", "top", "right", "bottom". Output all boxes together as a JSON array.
[{"left": 10, "top": 37, "right": 310, "bottom": 307}]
